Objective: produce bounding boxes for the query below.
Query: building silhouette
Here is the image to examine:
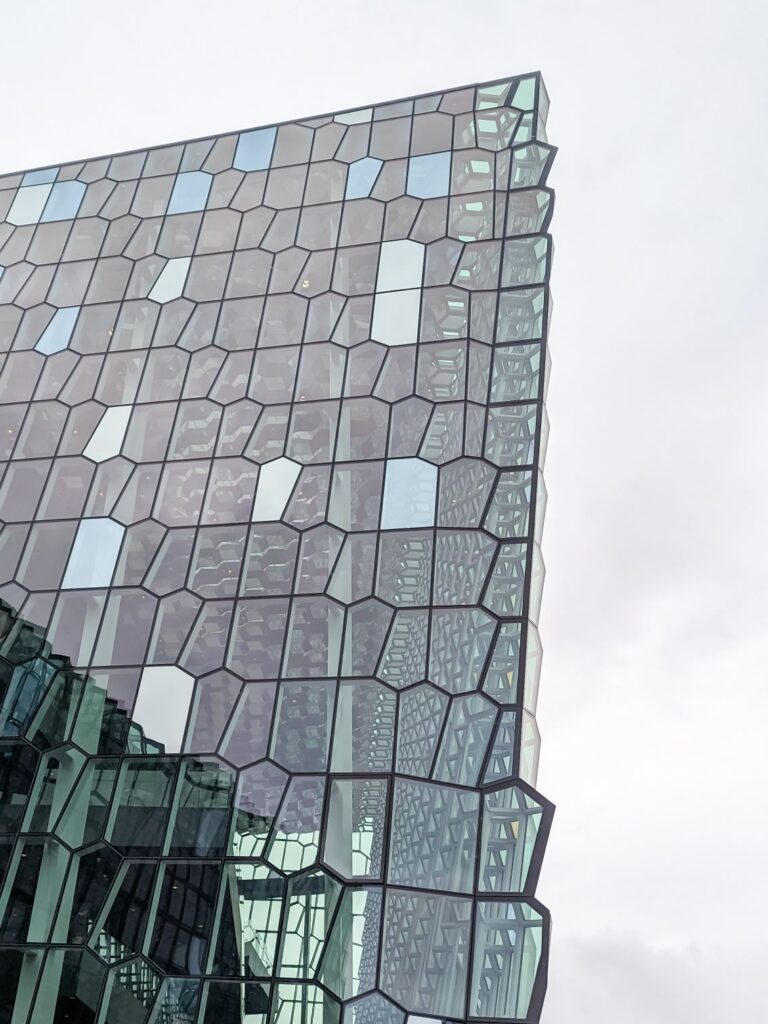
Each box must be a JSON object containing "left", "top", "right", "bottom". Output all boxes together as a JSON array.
[{"left": 0, "top": 75, "right": 554, "bottom": 1023}]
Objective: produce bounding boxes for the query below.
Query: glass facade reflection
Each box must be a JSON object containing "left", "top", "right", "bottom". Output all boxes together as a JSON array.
[{"left": 0, "top": 73, "right": 555, "bottom": 1023}]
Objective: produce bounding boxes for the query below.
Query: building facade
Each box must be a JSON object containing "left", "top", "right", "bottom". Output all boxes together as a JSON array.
[{"left": 0, "top": 74, "right": 555, "bottom": 1024}]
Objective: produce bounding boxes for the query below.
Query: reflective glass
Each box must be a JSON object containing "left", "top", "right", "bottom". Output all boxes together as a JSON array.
[
  {"left": 406, "top": 152, "right": 451, "bottom": 198},
  {"left": 35, "top": 306, "right": 79, "bottom": 355},
  {"left": 345, "top": 157, "right": 383, "bottom": 199},
  {"left": 234, "top": 127, "right": 277, "bottom": 171},
  {"left": 62, "top": 517, "right": 124, "bottom": 589},
  {"left": 168, "top": 171, "right": 212, "bottom": 214}
]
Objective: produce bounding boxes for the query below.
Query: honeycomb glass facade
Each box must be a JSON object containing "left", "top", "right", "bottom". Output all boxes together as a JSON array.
[{"left": 0, "top": 74, "right": 554, "bottom": 1024}]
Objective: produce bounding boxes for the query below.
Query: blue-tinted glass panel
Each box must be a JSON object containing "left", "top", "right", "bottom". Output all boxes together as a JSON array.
[
  {"left": 234, "top": 127, "right": 277, "bottom": 171},
  {"left": 167, "top": 171, "right": 212, "bottom": 214},
  {"left": 407, "top": 151, "right": 451, "bottom": 198},
  {"left": 62, "top": 518, "right": 124, "bottom": 589},
  {"left": 23, "top": 167, "right": 58, "bottom": 186},
  {"left": 345, "top": 157, "right": 383, "bottom": 199},
  {"left": 41, "top": 180, "right": 86, "bottom": 221}
]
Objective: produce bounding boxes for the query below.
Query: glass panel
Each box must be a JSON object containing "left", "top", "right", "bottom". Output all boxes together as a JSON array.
[
  {"left": 168, "top": 171, "right": 212, "bottom": 214},
  {"left": 252, "top": 458, "right": 301, "bottom": 521},
  {"left": 107, "top": 758, "right": 176, "bottom": 855},
  {"left": 132, "top": 666, "right": 195, "bottom": 753},
  {"left": 480, "top": 786, "right": 544, "bottom": 894},
  {"left": 380, "top": 459, "right": 437, "bottom": 529},
  {"left": 324, "top": 779, "right": 388, "bottom": 881},
  {"left": 7, "top": 183, "right": 53, "bottom": 224},
  {"left": 318, "top": 887, "right": 382, "bottom": 998},
  {"left": 41, "top": 180, "right": 86, "bottom": 221},
  {"left": 234, "top": 128, "right": 277, "bottom": 171},
  {"left": 345, "top": 157, "right": 383, "bottom": 199},
  {"left": 470, "top": 901, "right": 543, "bottom": 1019},
  {"left": 82, "top": 405, "right": 132, "bottom": 462},
  {"left": 407, "top": 152, "right": 451, "bottom": 198},
  {"left": 381, "top": 890, "right": 471, "bottom": 1016},
  {"left": 376, "top": 240, "right": 424, "bottom": 291},
  {"left": 371, "top": 289, "right": 421, "bottom": 347},
  {"left": 388, "top": 779, "right": 478, "bottom": 893},
  {"left": 35, "top": 305, "right": 80, "bottom": 354},
  {"left": 62, "top": 518, "right": 124, "bottom": 589},
  {"left": 149, "top": 256, "right": 191, "bottom": 302}
]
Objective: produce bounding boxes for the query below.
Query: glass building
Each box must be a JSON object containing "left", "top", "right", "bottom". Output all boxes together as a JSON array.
[{"left": 0, "top": 73, "right": 554, "bottom": 1024}]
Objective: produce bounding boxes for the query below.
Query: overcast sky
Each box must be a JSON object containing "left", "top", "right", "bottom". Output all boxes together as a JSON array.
[{"left": 2, "top": 1, "right": 767, "bottom": 1019}]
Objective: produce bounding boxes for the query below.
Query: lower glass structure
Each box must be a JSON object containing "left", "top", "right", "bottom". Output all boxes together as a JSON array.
[{"left": 0, "top": 73, "right": 555, "bottom": 1023}]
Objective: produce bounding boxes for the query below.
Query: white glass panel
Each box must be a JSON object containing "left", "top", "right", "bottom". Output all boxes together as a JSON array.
[
  {"left": 62, "top": 518, "right": 124, "bottom": 589},
  {"left": 132, "top": 665, "right": 194, "bottom": 752},
  {"left": 7, "top": 183, "right": 53, "bottom": 225},
  {"left": 149, "top": 257, "right": 191, "bottom": 303},
  {"left": 381, "top": 459, "right": 437, "bottom": 529},
  {"left": 335, "top": 108, "right": 372, "bottom": 125},
  {"left": 371, "top": 290, "right": 421, "bottom": 347},
  {"left": 376, "top": 240, "right": 425, "bottom": 292},
  {"left": 83, "top": 406, "right": 132, "bottom": 462},
  {"left": 251, "top": 458, "right": 301, "bottom": 521}
]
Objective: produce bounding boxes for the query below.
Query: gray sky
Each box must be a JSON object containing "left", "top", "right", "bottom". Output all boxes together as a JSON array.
[{"left": 2, "top": 1, "right": 767, "bottom": 1019}]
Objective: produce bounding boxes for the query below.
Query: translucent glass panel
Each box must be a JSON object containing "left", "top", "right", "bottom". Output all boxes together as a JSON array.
[
  {"left": 35, "top": 306, "right": 79, "bottom": 354},
  {"left": 371, "top": 290, "right": 421, "bottom": 347},
  {"left": 150, "top": 256, "right": 190, "bottom": 302},
  {"left": 83, "top": 406, "right": 132, "bottom": 462},
  {"left": 62, "top": 518, "right": 124, "bottom": 588},
  {"left": 346, "top": 158, "right": 383, "bottom": 199},
  {"left": 407, "top": 153, "right": 451, "bottom": 198},
  {"left": 252, "top": 458, "right": 302, "bottom": 521},
  {"left": 235, "top": 127, "right": 278, "bottom": 171},
  {"left": 132, "top": 666, "right": 195, "bottom": 752},
  {"left": 167, "top": 171, "right": 212, "bottom": 214},
  {"left": 470, "top": 902, "right": 543, "bottom": 1019},
  {"left": 381, "top": 459, "right": 437, "bottom": 529}
]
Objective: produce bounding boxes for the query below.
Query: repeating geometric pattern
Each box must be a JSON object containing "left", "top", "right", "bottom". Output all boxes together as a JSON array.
[{"left": 0, "top": 72, "right": 555, "bottom": 1023}]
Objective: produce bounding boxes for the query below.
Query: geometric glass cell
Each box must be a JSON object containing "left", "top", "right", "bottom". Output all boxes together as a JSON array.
[
  {"left": 371, "top": 289, "right": 421, "bottom": 347},
  {"left": 479, "top": 786, "right": 546, "bottom": 894},
  {"left": 381, "top": 458, "right": 437, "bottom": 529},
  {"left": 149, "top": 256, "right": 191, "bottom": 302},
  {"left": 407, "top": 152, "right": 451, "bottom": 199},
  {"left": 234, "top": 127, "right": 278, "bottom": 171},
  {"left": 6, "top": 183, "right": 53, "bottom": 225},
  {"left": 61, "top": 517, "right": 124, "bottom": 588},
  {"left": 345, "top": 157, "right": 383, "bottom": 199},
  {"left": 167, "top": 171, "right": 212, "bottom": 214},
  {"left": 252, "top": 457, "right": 302, "bottom": 521},
  {"left": 132, "top": 665, "right": 195, "bottom": 753},
  {"left": 376, "top": 240, "right": 425, "bottom": 292},
  {"left": 41, "top": 180, "right": 86, "bottom": 222},
  {"left": 82, "top": 405, "right": 132, "bottom": 462},
  {"left": 35, "top": 306, "right": 80, "bottom": 355},
  {"left": 470, "top": 902, "right": 544, "bottom": 1020}
]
